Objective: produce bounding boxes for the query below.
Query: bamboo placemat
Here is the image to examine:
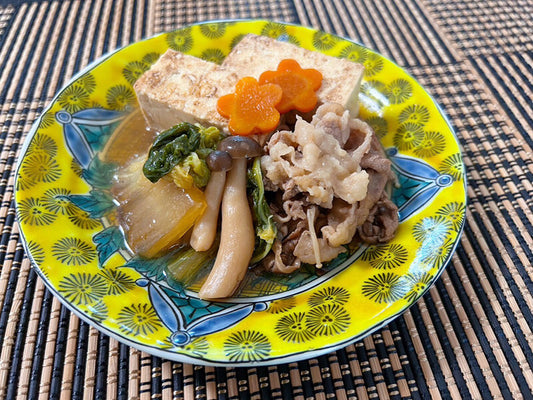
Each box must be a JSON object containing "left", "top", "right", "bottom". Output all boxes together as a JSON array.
[{"left": 1, "top": 0, "right": 532, "bottom": 399}]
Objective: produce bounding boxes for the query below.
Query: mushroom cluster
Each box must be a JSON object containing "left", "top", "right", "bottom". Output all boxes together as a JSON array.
[
  {"left": 195, "top": 136, "right": 262, "bottom": 300},
  {"left": 190, "top": 150, "right": 232, "bottom": 251}
]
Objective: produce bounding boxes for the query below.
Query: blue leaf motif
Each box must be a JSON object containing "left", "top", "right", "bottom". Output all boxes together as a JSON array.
[
  {"left": 149, "top": 283, "right": 182, "bottom": 333},
  {"left": 79, "top": 123, "right": 121, "bottom": 153},
  {"left": 73, "top": 108, "right": 124, "bottom": 121},
  {"left": 82, "top": 157, "right": 116, "bottom": 189},
  {"left": 63, "top": 123, "right": 93, "bottom": 168},
  {"left": 390, "top": 151, "right": 440, "bottom": 180},
  {"left": 388, "top": 148, "right": 454, "bottom": 222},
  {"left": 398, "top": 185, "right": 441, "bottom": 222},
  {"left": 162, "top": 286, "right": 230, "bottom": 324},
  {"left": 72, "top": 109, "right": 125, "bottom": 153},
  {"left": 57, "top": 107, "right": 125, "bottom": 167},
  {"left": 151, "top": 284, "right": 263, "bottom": 343},
  {"left": 93, "top": 226, "right": 126, "bottom": 266},
  {"left": 69, "top": 190, "right": 115, "bottom": 218},
  {"left": 126, "top": 256, "right": 168, "bottom": 282},
  {"left": 188, "top": 305, "right": 256, "bottom": 338}
]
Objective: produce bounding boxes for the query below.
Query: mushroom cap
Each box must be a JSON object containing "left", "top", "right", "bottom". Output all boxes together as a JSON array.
[
  {"left": 206, "top": 150, "right": 233, "bottom": 171},
  {"left": 218, "top": 136, "right": 262, "bottom": 159}
]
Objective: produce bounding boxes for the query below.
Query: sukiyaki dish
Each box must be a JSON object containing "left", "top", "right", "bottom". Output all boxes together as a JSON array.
[{"left": 108, "top": 34, "right": 399, "bottom": 300}]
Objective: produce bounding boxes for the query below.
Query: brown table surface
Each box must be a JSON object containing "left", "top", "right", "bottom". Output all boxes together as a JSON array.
[{"left": 1, "top": 1, "right": 532, "bottom": 399}]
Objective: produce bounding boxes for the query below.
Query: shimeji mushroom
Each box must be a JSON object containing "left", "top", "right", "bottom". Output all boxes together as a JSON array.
[
  {"left": 190, "top": 150, "right": 232, "bottom": 251},
  {"left": 198, "top": 136, "right": 262, "bottom": 299}
]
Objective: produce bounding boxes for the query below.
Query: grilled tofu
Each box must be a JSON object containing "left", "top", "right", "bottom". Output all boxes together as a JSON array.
[
  {"left": 223, "top": 34, "right": 364, "bottom": 116},
  {"left": 134, "top": 35, "right": 365, "bottom": 133},
  {"left": 134, "top": 50, "right": 238, "bottom": 132}
]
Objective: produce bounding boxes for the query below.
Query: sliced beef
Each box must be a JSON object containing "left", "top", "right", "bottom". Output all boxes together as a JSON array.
[{"left": 260, "top": 102, "right": 399, "bottom": 274}]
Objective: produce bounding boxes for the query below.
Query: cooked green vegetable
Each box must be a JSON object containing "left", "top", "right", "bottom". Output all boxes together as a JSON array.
[
  {"left": 143, "top": 122, "right": 224, "bottom": 187},
  {"left": 165, "top": 241, "right": 218, "bottom": 286},
  {"left": 170, "top": 152, "right": 211, "bottom": 189},
  {"left": 199, "top": 126, "right": 224, "bottom": 151},
  {"left": 143, "top": 122, "right": 200, "bottom": 183},
  {"left": 248, "top": 158, "right": 277, "bottom": 264}
]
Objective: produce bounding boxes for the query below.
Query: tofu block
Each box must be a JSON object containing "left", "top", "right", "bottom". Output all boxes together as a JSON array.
[
  {"left": 223, "top": 34, "right": 365, "bottom": 116},
  {"left": 134, "top": 50, "right": 238, "bottom": 132},
  {"left": 134, "top": 35, "right": 365, "bottom": 133}
]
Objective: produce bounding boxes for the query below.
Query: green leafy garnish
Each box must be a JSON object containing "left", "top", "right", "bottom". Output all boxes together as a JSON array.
[
  {"left": 169, "top": 152, "right": 211, "bottom": 189},
  {"left": 143, "top": 122, "right": 201, "bottom": 183},
  {"left": 248, "top": 158, "right": 277, "bottom": 264},
  {"left": 142, "top": 122, "right": 224, "bottom": 187}
]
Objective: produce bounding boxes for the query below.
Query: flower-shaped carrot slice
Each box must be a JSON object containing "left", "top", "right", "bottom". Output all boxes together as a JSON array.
[
  {"left": 217, "top": 77, "right": 283, "bottom": 136},
  {"left": 259, "top": 59, "right": 323, "bottom": 113}
]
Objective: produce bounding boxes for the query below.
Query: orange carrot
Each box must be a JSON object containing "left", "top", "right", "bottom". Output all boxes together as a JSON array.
[
  {"left": 259, "top": 59, "right": 323, "bottom": 113},
  {"left": 217, "top": 77, "right": 283, "bottom": 136}
]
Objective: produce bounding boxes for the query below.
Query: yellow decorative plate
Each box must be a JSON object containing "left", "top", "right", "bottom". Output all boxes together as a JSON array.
[{"left": 15, "top": 20, "right": 466, "bottom": 366}]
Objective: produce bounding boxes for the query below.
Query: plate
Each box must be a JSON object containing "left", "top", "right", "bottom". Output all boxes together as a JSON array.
[{"left": 15, "top": 20, "right": 466, "bottom": 366}]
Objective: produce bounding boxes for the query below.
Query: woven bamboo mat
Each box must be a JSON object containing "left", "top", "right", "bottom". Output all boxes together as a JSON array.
[{"left": 1, "top": 0, "right": 532, "bottom": 399}]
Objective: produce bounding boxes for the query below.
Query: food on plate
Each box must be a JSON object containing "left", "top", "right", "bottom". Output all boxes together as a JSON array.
[
  {"left": 111, "top": 34, "right": 398, "bottom": 299},
  {"left": 134, "top": 51, "right": 235, "bottom": 132},
  {"left": 111, "top": 156, "right": 206, "bottom": 258},
  {"left": 216, "top": 76, "right": 284, "bottom": 135},
  {"left": 258, "top": 58, "right": 323, "bottom": 114},
  {"left": 142, "top": 122, "right": 223, "bottom": 187},
  {"left": 222, "top": 34, "right": 364, "bottom": 117},
  {"left": 216, "top": 60, "right": 324, "bottom": 136},
  {"left": 189, "top": 150, "right": 232, "bottom": 251},
  {"left": 133, "top": 34, "right": 364, "bottom": 133},
  {"left": 111, "top": 122, "right": 222, "bottom": 257},
  {"left": 261, "top": 103, "right": 397, "bottom": 273},
  {"left": 198, "top": 136, "right": 262, "bottom": 299}
]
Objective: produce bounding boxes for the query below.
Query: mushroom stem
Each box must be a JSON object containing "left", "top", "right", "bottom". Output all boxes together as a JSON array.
[
  {"left": 190, "top": 170, "right": 227, "bottom": 251},
  {"left": 198, "top": 157, "right": 255, "bottom": 299}
]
